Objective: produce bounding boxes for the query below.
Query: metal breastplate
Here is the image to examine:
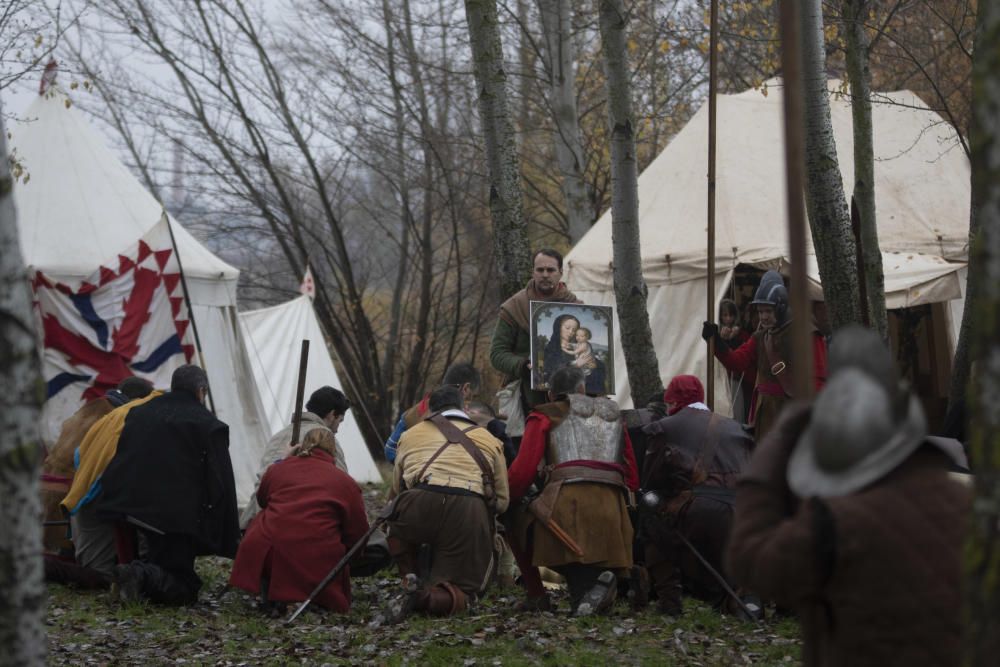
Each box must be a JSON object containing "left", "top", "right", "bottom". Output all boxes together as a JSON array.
[{"left": 546, "top": 394, "right": 624, "bottom": 465}]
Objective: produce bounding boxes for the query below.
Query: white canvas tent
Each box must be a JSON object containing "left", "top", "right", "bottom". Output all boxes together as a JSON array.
[
  {"left": 564, "top": 79, "right": 970, "bottom": 411},
  {"left": 13, "top": 86, "right": 272, "bottom": 506},
  {"left": 239, "top": 295, "right": 383, "bottom": 484}
]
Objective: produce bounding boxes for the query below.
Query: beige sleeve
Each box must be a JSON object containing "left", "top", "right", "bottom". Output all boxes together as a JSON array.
[{"left": 491, "top": 445, "right": 510, "bottom": 514}]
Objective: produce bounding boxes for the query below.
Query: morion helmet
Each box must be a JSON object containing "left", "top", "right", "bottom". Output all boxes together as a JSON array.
[{"left": 750, "top": 270, "right": 789, "bottom": 326}]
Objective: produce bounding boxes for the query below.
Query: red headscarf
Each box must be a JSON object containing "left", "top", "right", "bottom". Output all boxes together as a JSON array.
[{"left": 663, "top": 375, "right": 705, "bottom": 415}]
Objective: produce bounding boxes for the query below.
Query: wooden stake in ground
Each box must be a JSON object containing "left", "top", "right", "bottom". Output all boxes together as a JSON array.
[{"left": 290, "top": 340, "right": 311, "bottom": 448}]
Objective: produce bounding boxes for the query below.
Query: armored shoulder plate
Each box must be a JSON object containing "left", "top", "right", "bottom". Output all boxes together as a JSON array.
[{"left": 546, "top": 394, "right": 624, "bottom": 465}]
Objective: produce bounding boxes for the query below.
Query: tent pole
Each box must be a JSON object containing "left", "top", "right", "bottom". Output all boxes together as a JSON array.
[
  {"left": 778, "top": 1, "right": 813, "bottom": 400},
  {"left": 160, "top": 210, "right": 216, "bottom": 414},
  {"left": 706, "top": 0, "right": 719, "bottom": 410}
]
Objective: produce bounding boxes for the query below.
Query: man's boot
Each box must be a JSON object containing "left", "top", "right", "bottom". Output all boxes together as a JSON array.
[
  {"left": 574, "top": 570, "right": 618, "bottom": 617},
  {"left": 627, "top": 565, "right": 651, "bottom": 611},
  {"left": 425, "top": 582, "right": 468, "bottom": 617}
]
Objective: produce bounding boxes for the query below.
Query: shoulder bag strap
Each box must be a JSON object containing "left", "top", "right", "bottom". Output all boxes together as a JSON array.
[{"left": 428, "top": 414, "right": 497, "bottom": 505}]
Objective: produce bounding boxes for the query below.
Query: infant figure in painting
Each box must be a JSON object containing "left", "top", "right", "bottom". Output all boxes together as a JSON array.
[{"left": 573, "top": 327, "right": 595, "bottom": 377}]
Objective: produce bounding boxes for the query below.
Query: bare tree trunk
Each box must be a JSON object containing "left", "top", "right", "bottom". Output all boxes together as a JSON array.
[
  {"left": 842, "top": 0, "right": 887, "bottom": 339},
  {"left": 964, "top": 2, "right": 1000, "bottom": 660},
  {"left": 463, "top": 0, "right": 532, "bottom": 299},
  {"left": 538, "top": 0, "right": 591, "bottom": 243},
  {"left": 597, "top": 0, "right": 663, "bottom": 403},
  {"left": 399, "top": 0, "right": 438, "bottom": 406},
  {"left": 945, "top": 2, "right": 985, "bottom": 444},
  {"left": 379, "top": 0, "right": 412, "bottom": 401},
  {"left": 0, "top": 97, "right": 46, "bottom": 667},
  {"left": 799, "top": 0, "right": 862, "bottom": 329}
]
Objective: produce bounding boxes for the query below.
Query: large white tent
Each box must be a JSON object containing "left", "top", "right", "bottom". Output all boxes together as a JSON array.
[
  {"left": 239, "top": 295, "right": 383, "bottom": 484},
  {"left": 13, "top": 85, "right": 272, "bottom": 506},
  {"left": 564, "top": 79, "right": 970, "bottom": 411}
]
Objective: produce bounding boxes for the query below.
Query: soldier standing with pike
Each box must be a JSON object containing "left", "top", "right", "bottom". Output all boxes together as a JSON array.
[{"left": 506, "top": 366, "right": 640, "bottom": 615}]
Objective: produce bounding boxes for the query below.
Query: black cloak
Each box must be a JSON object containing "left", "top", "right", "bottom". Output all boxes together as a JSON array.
[{"left": 97, "top": 390, "right": 240, "bottom": 558}]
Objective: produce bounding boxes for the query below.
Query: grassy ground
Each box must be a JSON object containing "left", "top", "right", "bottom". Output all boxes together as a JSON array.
[
  {"left": 45, "top": 484, "right": 801, "bottom": 665},
  {"left": 46, "top": 557, "right": 800, "bottom": 666}
]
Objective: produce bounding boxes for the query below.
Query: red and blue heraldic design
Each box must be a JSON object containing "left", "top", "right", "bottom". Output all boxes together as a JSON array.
[{"left": 31, "top": 231, "right": 195, "bottom": 407}]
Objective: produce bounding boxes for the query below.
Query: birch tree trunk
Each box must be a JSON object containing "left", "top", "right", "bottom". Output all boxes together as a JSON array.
[
  {"left": 842, "top": 0, "right": 888, "bottom": 339},
  {"left": 597, "top": 0, "right": 663, "bottom": 403},
  {"left": 799, "top": 0, "right": 863, "bottom": 329},
  {"left": 0, "top": 96, "right": 46, "bottom": 667},
  {"left": 964, "top": 2, "right": 1000, "bottom": 659},
  {"left": 538, "top": 0, "right": 592, "bottom": 243},
  {"left": 464, "top": 0, "right": 532, "bottom": 299}
]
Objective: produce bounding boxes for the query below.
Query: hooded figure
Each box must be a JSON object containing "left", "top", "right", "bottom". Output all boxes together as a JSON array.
[
  {"left": 639, "top": 375, "right": 752, "bottom": 616},
  {"left": 727, "top": 326, "right": 971, "bottom": 666}
]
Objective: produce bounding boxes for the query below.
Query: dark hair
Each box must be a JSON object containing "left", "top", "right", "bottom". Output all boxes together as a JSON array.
[
  {"left": 118, "top": 376, "right": 154, "bottom": 400},
  {"left": 442, "top": 362, "right": 481, "bottom": 392},
  {"left": 533, "top": 248, "right": 564, "bottom": 271},
  {"left": 719, "top": 298, "right": 740, "bottom": 322},
  {"left": 466, "top": 400, "right": 496, "bottom": 419},
  {"left": 428, "top": 385, "right": 464, "bottom": 413},
  {"left": 171, "top": 365, "right": 209, "bottom": 396},
  {"left": 550, "top": 366, "right": 585, "bottom": 396},
  {"left": 306, "top": 386, "right": 351, "bottom": 418}
]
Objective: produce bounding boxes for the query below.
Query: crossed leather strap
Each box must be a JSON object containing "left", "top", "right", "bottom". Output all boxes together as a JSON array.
[{"left": 411, "top": 412, "right": 498, "bottom": 514}]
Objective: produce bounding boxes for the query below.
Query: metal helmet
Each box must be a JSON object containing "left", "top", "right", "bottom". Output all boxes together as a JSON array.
[{"left": 750, "top": 270, "right": 789, "bottom": 326}]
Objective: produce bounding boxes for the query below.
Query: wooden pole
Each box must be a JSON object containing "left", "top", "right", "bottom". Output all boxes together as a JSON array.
[
  {"left": 289, "top": 340, "right": 311, "bottom": 448},
  {"left": 161, "top": 210, "right": 216, "bottom": 414},
  {"left": 778, "top": 0, "right": 813, "bottom": 400},
  {"left": 706, "top": 0, "right": 719, "bottom": 409}
]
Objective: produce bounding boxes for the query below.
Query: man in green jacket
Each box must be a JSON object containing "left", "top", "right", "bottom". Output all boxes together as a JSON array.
[{"left": 489, "top": 248, "right": 581, "bottom": 435}]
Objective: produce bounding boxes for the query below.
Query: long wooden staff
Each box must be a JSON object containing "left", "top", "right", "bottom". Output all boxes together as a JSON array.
[
  {"left": 778, "top": 1, "right": 813, "bottom": 400},
  {"left": 706, "top": 0, "right": 720, "bottom": 410},
  {"left": 289, "top": 340, "right": 310, "bottom": 448}
]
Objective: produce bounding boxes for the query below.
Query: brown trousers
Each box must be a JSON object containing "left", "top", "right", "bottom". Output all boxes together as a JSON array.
[{"left": 387, "top": 489, "right": 495, "bottom": 596}]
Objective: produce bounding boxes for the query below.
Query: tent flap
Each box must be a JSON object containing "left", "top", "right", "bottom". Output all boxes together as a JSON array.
[{"left": 239, "top": 296, "right": 383, "bottom": 484}]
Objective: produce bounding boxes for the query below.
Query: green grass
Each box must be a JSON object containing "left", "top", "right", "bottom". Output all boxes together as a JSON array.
[{"left": 46, "top": 557, "right": 801, "bottom": 665}]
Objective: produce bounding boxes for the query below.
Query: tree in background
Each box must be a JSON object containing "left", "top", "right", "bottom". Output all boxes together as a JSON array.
[
  {"left": 463, "top": 0, "right": 532, "bottom": 298},
  {"left": 799, "top": 0, "right": 863, "bottom": 329},
  {"left": 65, "top": 0, "right": 501, "bottom": 453},
  {"left": 537, "top": 0, "right": 591, "bottom": 244},
  {"left": 842, "top": 0, "right": 888, "bottom": 339},
  {"left": 0, "top": 92, "right": 46, "bottom": 666},
  {"left": 597, "top": 0, "right": 663, "bottom": 402},
  {"left": 964, "top": 0, "right": 1000, "bottom": 659}
]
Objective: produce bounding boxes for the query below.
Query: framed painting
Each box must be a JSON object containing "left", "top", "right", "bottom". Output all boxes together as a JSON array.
[{"left": 529, "top": 302, "right": 615, "bottom": 395}]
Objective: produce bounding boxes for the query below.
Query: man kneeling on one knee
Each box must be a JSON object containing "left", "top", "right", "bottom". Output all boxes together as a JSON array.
[
  {"left": 386, "top": 385, "right": 509, "bottom": 620},
  {"left": 507, "top": 366, "right": 640, "bottom": 615}
]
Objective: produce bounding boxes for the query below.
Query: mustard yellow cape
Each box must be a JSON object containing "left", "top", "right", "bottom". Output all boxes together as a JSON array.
[{"left": 61, "top": 391, "right": 162, "bottom": 514}]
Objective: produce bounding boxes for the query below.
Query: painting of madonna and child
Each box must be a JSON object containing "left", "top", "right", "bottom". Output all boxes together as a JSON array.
[{"left": 529, "top": 302, "right": 615, "bottom": 396}]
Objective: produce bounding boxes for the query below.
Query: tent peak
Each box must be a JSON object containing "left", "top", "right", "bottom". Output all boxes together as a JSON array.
[{"left": 39, "top": 58, "right": 58, "bottom": 95}]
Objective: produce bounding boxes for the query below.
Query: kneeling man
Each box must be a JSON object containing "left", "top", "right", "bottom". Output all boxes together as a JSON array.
[
  {"left": 507, "top": 366, "right": 639, "bottom": 615},
  {"left": 386, "top": 385, "right": 509, "bottom": 620}
]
